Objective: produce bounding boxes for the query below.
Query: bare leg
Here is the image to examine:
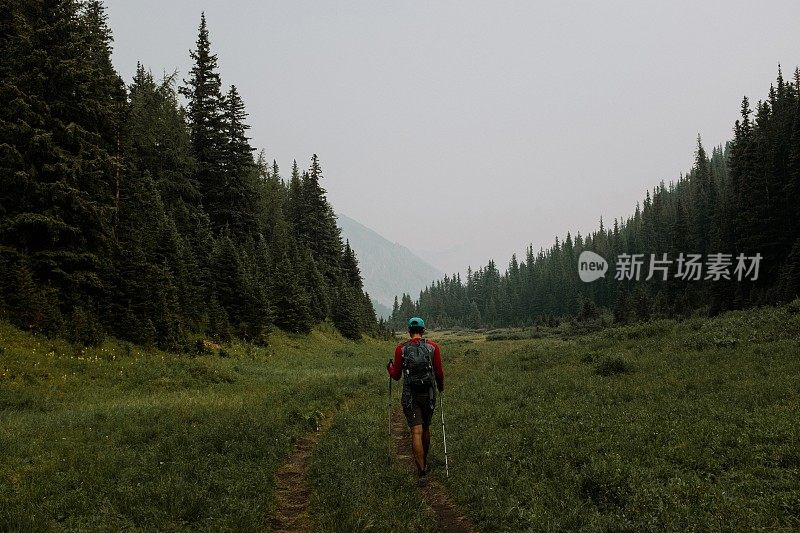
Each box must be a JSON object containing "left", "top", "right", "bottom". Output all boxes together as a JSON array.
[
  {"left": 422, "top": 426, "right": 431, "bottom": 471},
  {"left": 410, "top": 425, "right": 425, "bottom": 475}
]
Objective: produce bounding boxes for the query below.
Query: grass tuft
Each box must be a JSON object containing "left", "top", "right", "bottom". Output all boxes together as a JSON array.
[{"left": 594, "top": 355, "right": 635, "bottom": 376}]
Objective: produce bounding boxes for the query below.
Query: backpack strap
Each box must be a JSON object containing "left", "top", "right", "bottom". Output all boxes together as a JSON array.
[
  {"left": 419, "top": 337, "right": 430, "bottom": 352},
  {"left": 418, "top": 339, "right": 432, "bottom": 365}
]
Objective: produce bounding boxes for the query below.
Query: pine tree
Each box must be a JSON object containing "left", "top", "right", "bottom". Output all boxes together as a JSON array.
[
  {"left": 110, "top": 160, "right": 186, "bottom": 349},
  {"left": 408, "top": 69, "right": 799, "bottom": 327},
  {"left": 613, "top": 290, "right": 630, "bottom": 323},
  {"left": 361, "top": 292, "right": 379, "bottom": 334},
  {"left": 467, "top": 301, "right": 482, "bottom": 329},
  {"left": 271, "top": 253, "right": 313, "bottom": 334},
  {"left": 217, "top": 84, "right": 260, "bottom": 237},
  {"left": 331, "top": 283, "right": 362, "bottom": 340},
  {"left": 298, "top": 248, "right": 330, "bottom": 322},
  {"left": 690, "top": 137, "right": 713, "bottom": 255},
  {"left": 0, "top": 0, "right": 125, "bottom": 333},
  {"left": 235, "top": 245, "right": 272, "bottom": 340},
  {"left": 391, "top": 295, "right": 400, "bottom": 328},
  {"left": 210, "top": 231, "right": 248, "bottom": 326},
  {"left": 286, "top": 160, "right": 304, "bottom": 230},
  {"left": 207, "top": 293, "right": 231, "bottom": 342},
  {"left": 125, "top": 65, "right": 206, "bottom": 332},
  {"left": 342, "top": 240, "right": 363, "bottom": 289},
  {"left": 577, "top": 293, "right": 599, "bottom": 321},
  {"left": 258, "top": 158, "right": 287, "bottom": 241},
  {"left": 632, "top": 286, "right": 652, "bottom": 322},
  {"left": 268, "top": 215, "right": 313, "bottom": 333},
  {"left": 7, "top": 261, "right": 64, "bottom": 336},
  {"left": 298, "top": 155, "right": 344, "bottom": 288},
  {"left": 180, "top": 13, "right": 227, "bottom": 231},
  {"left": 0, "top": 6, "right": 378, "bottom": 348}
]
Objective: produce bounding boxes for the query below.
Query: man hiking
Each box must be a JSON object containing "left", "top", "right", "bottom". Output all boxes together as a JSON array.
[{"left": 387, "top": 316, "right": 444, "bottom": 486}]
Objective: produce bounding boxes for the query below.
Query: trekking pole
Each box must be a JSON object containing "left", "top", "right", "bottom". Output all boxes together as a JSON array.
[
  {"left": 387, "top": 374, "right": 392, "bottom": 464},
  {"left": 440, "top": 392, "right": 449, "bottom": 478}
]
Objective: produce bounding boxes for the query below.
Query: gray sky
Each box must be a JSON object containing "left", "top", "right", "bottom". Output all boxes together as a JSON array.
[{"left": 106, "top": 0, "right": 800, "bottom": 275}]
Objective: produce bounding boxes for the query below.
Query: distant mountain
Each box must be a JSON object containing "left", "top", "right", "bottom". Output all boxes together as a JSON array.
[
  {"left": 337, "top": 214, "right": 444, "bottom": 317},
  {"left": 371, "top": 300, "right": 393, "bottom": 321}
]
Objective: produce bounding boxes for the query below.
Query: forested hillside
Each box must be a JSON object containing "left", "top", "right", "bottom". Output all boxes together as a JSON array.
[
  {"left": 0, "top": 2, "right": 379, "bottom": 347},
  {"left": 395, "top": 68, "right": 800, "bottom": 329},
  {"left": 337, "top": 213, "right": 443, "bottom": 315}
]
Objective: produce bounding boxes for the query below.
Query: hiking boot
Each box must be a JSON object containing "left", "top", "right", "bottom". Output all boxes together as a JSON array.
[{"left": 418, "top": 475, "right": 428, "bottom": 487}]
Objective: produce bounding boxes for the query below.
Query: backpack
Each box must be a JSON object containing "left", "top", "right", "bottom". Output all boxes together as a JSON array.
[{"left": 402, "top": 339, "right": 435, "bottom": 390}]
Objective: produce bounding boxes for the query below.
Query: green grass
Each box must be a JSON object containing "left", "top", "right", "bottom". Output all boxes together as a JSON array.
[
  {"left": 308, "top": 387, "right": 435, "bottom": 532},
  {"left": 437, "top": 305, "right": 800, "bottom": 531},
  {"left": 0, "top": 324, "right": 394, "bottom": 531},
  {"left": 3, "top": 304, "right": 799, "bottom": 531}
]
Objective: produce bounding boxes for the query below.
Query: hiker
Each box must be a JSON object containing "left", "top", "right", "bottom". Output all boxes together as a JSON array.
[{"left": 387, "top": 316, "right": 444, "bottom": 485}]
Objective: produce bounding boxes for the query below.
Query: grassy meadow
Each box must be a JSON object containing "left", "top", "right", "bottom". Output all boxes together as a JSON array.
[
  {"left": 435, "top": 304, "right": 800, "bottom": 531},
  {"left": 2, "top": 303, "right": 799, "bottom": 531},
  {"left": 0, "top": 324, "right": 401, "bottom": 531}
]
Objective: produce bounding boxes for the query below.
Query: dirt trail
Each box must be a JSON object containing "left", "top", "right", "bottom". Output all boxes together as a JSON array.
[
  {"left": 391, "top": 410, "right": 478, "bottom": 533},
  {"left": 269, "top": 417, "right": 330, "bottom": 532}
]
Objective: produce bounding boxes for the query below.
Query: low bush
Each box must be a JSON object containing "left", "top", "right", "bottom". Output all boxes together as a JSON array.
[{"left": 594, "top": 355, "right": 635, "bottom": 376}]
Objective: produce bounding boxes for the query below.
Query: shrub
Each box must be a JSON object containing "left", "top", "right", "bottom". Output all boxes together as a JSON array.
[
  {"left": 594, "top": 355, "right": 634, "bottom": 376},
  {"left": 713, "top": 336, "right": 739, "bottom": 348},
  {"left": 464, "top": 348, "right": 480, "bottom": 357},
  {"left": 578, "top": 459, "right": 632, "bottom": 510},
  {"left": 333, "top": 348, "right": 355, "bottom": 358}
]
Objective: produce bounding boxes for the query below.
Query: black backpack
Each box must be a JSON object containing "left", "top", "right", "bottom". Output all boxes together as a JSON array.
[{"left": 402, "top": 339, "right": 435, "bottom": 390}]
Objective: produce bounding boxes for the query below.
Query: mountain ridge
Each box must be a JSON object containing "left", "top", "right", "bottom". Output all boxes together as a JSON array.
[{"left": 337, "top": 214, "right": 444, "bottom": 317}]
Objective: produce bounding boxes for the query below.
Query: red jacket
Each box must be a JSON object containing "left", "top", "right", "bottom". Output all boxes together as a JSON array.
[{"left": 388, "top": 338, "right": 444, "bottom": 391}]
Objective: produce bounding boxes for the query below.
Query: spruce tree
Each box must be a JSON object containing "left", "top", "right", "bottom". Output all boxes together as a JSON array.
[
  {"left": 257, "top": 158, "right": 287, "bottom": 241},
  {"left": 210, "top": 231, "right": 248, "bottom": 327},
  {"left": 298, "top": 155, "right": 344, "bottom": 287},
  {"left": 268, "top": 215, "right": 313, "bottom": 333},
  {"left": 207, "top": 293, "right": 231, "bottom": 342},
  {"left": 613, "top": 290, "right": 630, "bottom": 323},
  {"left": 0, "top": 0, "right": 125, "bottom": 340},
  {"left": 180, "top": 13, "right": 227, "bottom": 231},
  {"left": 286, "top": 160, "right": 304, "bottom": 231},
  {"left": 467, "top": 301, "right": 482, "bottom": 329},
  {"left": 361, "top": 292, "right": 379, "bottom": 334},
  {"left": 125, "top": 65, "right": 207, "bottom": 330},
  {"left": 218, "top": 84, "right": 260, "bottom": 237},
  {"left": 110, "top": 165, "right": 185, "bottom": 349},
  {"left": 298, "top": 248, "right": 330, "bottom": 322},
  {"left": 331, "top": 283, "right": 362, "bottom": 340},
  {"left": 271, "top": 253, "right": 313, "bottom": 334}
]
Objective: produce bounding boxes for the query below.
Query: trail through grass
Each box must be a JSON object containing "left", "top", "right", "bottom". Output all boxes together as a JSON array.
[
  {"left": 307, "top": 381, "right": 435, "bottom": 531},
  {"left": 3, "top": 304, "right": 799, "bottom": 531},
  {"left": 0, "top": 325, "right": 390, "bottom": 531}
]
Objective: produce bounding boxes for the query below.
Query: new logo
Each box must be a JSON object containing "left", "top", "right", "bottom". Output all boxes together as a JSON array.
[{"left": 578, "top": 251, "right": 608, "bottom": 282}]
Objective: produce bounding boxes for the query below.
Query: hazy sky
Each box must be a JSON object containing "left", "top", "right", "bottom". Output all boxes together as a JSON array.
[{"left": 106, "top": 0, "right": 800, "bottom": 274}]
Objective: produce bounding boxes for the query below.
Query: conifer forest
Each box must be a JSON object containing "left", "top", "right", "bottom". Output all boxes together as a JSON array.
[
  {"left": 1, "top": 4, "right": 381, "bottom": 349},
  {"left": 393, "top": 71, "right": 800, "bottom": 329}
]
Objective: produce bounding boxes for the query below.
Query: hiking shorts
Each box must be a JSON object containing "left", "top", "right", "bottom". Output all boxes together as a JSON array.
[{"left": 402, "top": 386, "right": 436, "bottom": 428}]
